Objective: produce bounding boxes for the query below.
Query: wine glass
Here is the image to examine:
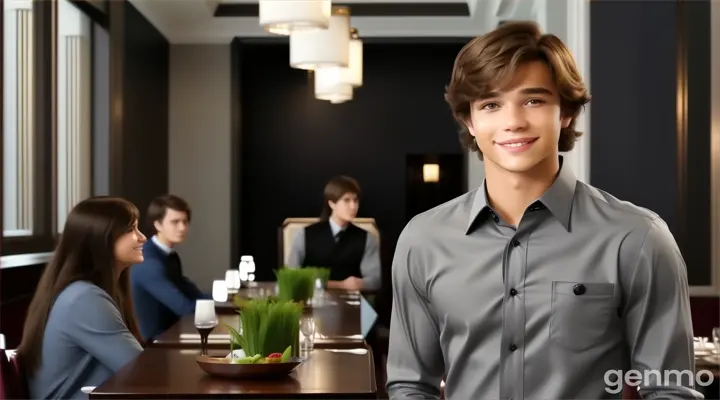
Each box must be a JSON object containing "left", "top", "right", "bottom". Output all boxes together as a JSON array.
[
  {"left": 300, "top": 316, "right": 316, "bottom": 355},
  {"left": 225, "top": 269, "right": 240, "bottom": 294},
  {"left": 195, "top": 300, "right": 218, "bottom": 355},
  {"left": 212, "top": 280, "right": 228, "bottom": 302}
]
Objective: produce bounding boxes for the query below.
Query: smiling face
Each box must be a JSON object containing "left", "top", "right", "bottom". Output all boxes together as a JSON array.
[
  {"left": 114, "top": 219, "right": 146, "bottom": 269},
  {"left": 465, "top": 60, "right": 571, "bottom": 175}
]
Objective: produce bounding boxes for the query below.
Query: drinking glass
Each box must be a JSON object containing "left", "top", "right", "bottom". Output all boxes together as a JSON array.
[
  {"left": 300, "top": 317, "right": 316, "bottom": 355},
  {"left": 212, "top": 280, "right": 228, "bottom": 302},
  {"left": 712, "top": 327, "right": 720, "bottom": 355},
  {"left": 195, "top": 300, "right": 218, "bottom": 355},
  {"left": 225, "top": 269, "right": 241, "bottom": 293}
]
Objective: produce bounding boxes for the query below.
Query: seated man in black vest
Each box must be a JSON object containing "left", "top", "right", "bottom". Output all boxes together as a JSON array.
[{"left": 287, "top": 176, "right": 381, "bottom": 291}]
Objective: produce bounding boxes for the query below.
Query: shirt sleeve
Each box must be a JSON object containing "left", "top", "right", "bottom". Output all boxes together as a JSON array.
[
  {"left": 386, "top": 225, "right": 444, "bottom": 399},
  {"left": 286, "top": 229, "right": 305, "bottom": 268},
  {"left": 134, "top": 260, "right": 197, "bottom": 316},
  {"left": 180, "top": 276, "right": 210, "bottom": 300},
  {"left": 622, "top": 218, "right": 704, "bottom": 399},
  {"left": 64, "top": 287, "right": 143, "bottom": 373},
  {"left": 359, "top": 233, "right": 382, "bottom": 291}
]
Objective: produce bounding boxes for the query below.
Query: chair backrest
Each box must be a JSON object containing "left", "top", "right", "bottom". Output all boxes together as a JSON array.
[
  {"left": 1, "top": 350, "right": 29, "bottom": 399},
  {"left": 279, "top": 217, "right": 380, "bottom": 266}
]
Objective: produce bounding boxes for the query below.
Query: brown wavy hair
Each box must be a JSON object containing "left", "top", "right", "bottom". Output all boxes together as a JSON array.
[
  {"left": 444, "top": 21, "right": 591, "bottom": 160},
  {"left": 16, "top": 196, "right": 142, "bottom": 375}
]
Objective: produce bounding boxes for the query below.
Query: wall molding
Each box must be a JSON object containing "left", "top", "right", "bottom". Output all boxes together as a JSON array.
[
  {"left": 684, "top": 0, "right": 719, "bottom": 295},
  {"left": 563, "top": 0, "right": 590, "bottom": 184},
  {"left": 708, "top": 0, "right": 720, "bottom": 295}
]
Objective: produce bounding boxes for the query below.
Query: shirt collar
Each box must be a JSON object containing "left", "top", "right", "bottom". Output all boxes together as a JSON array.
[
  {"left": 466, "top": 155, "right": 577, "bottom": 234},
  {"left": 328, "top": 219, "right": 346, "bottom": 237},
  {"left": 151, "top": 235, "right": 173, "bottom": 255}
]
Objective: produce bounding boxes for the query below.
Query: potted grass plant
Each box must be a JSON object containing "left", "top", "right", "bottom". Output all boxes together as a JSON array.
[
  {"left": 275, "top": 267, "right": 317, "bottom": 304},
  {"left": 225, "top": 298, "right": 303, "bottom": 360},
  {"left": 304, "top": 267, "right": 331, "bottom": 288}
]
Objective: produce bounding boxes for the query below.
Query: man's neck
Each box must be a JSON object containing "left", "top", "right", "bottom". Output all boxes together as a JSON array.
[
  {"left": 484, "top": 155, "right": 560, "bottom": 226},
  {"left": 154, "top": 234, "right": 174, "bottom": 249},
  {"left": 329, "top": 215, "right": 349, "bottom": 229}
]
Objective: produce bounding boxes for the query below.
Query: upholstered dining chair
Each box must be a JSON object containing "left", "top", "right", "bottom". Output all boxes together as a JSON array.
[
  {"left": 278, "top": 217, "right": 380, "bottom": 267},
  {"left": 1, "top": 334, "right": 29, "bottom": 399}
]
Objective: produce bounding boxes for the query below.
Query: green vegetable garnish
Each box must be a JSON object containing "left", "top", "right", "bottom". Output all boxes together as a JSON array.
[{"left": 281, "top": 345, "right": 292, "bottom": 362}]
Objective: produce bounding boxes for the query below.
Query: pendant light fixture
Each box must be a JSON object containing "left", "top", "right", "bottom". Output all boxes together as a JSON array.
[
  {"left": 290, "top": 6, "right": 351, "bottom": 70},
  {"left": 344, "top": 28, "right": 363, "bottom": 87},
  {"left": 259, "top": 0, "right": 332, "bottom": 36},
  {"left": 313, "top": 27, "right": 363, "bottom": 104},
  {"left": 314, "top": 67, "right": 353, "bottom": 103}
]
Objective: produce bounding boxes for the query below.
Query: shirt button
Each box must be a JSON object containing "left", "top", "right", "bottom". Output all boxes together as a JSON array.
[
  {"left": 509, "top": 288, "right": 517, "bottom": 296},
  {"left": 509, "top": 344, "right": 518, "bottom": 352},
  {"left": 573, "top": 284, "right": 586, "bottom": 295},
  {"left": 511, "top": 239, "right": 520, "bottom": 247}
]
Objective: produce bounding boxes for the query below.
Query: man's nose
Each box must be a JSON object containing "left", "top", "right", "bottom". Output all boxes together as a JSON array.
[{"left": 503, "top": 105, "right": 529, "bottom": 132}]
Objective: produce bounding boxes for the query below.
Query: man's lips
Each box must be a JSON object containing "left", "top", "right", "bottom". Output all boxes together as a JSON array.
[
  {"left": 494, "top": 137, "right": 539, "bottom": 153},
  {"left": 494, "top": 137, "right": 539, "bottom": 146}
]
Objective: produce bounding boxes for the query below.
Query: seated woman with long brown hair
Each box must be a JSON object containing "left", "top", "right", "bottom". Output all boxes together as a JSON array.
[{"left": 15, "top": 197, "right": 146, "bottom": 399}]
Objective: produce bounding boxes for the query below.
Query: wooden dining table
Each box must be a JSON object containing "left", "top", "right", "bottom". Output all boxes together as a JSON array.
[
  {"left": 89, "top": 347, "right": 378, "bottom": 399},
  {"left": 152, "top": 286, "right": 371, "bottom": 350}
]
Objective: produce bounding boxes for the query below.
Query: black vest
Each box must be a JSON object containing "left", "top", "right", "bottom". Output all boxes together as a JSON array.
[{"left": 303, "top": 221, "right": 366, "bottom": 281}]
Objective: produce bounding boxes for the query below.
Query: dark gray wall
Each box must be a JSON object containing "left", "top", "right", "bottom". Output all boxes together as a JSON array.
[
  {"left": 590, "top": 0, "right": 711, "bottom": 285},
  {"left": 109, "top": 0, "right": 169, "bottom": 233}
]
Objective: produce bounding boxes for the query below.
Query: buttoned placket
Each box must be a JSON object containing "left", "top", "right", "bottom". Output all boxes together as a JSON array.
[{"left": 490, "top": 207, "right": 546, "bottom": 400}]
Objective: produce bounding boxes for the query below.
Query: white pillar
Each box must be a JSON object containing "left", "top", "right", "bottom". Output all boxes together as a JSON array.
[
  {"left": 562, "top": 0, "right": 591, "bottom": 183},
  {"left": 57, "top": 0, "right": 92, "bottom": 232},
  {"left": 3, "top": 0, "right": 34, "bottom": 236}
]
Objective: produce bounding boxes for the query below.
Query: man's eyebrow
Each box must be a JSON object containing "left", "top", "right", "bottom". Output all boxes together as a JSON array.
[
  {"left": 477, "top": 87, "right": 555, "bottom": 100},
  {"left": 520, "top": 87, "right": 554, "bottom": 96}
]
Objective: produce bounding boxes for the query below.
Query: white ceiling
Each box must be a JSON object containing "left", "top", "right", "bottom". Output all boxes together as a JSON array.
[{"left": 127, "top": 0, "right": 537, "bottom": 44}]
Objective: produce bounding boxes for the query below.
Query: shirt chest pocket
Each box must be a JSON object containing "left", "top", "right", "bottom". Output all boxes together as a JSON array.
[{"left": 549, "top": 281, "right": 617, "bottom": 352}]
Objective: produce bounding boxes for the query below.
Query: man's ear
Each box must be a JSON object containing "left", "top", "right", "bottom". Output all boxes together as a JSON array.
[
  {"left": 464, "top": 117, "right": 476, "bottom": 138},
  {"left": 153, "top": 220, "right": 162, "bottom": 233},
  {"left": 328, "top": 200, "right": 336, "bottom": 211},
  {"left": 561, "top": 115, "right": 572, "bottom": 129}
]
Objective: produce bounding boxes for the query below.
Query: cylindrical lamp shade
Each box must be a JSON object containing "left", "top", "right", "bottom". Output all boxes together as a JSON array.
[
  {"left": 259, "top": 0, "right": 331, "bottom": 35},
  {"left": 290, "top": 6, "right": 351, "bottom": 70},
  {"left": 342, "top": 37, "right": 363, "bottom": 87},
  {"left": 315, "top": 67, "right": 353, "bottom": 103}
]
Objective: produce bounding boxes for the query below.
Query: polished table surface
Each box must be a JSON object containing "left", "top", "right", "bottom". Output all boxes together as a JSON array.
[{"left": 90, "top": 347, "right": 377, "bottom": 399}]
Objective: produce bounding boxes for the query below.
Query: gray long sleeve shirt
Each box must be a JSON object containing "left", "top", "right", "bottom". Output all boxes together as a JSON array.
[
  {"left": 28, "top": 281, "right": 143, "bottom": 399},
  {"left": 386, "top": 158, "right": 701, "bottom": 399}
]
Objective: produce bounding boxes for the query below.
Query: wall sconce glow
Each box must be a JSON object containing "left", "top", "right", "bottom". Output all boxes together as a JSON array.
[
  {"left": 259, "top": 0, "right": 331, "bottom": 35},
  {"left": 315, "top": 67, "right": 353, "bottom": 103},
  {"left": 212, "top": 280, "right": 228, "bottom": 302},
  {"left": 423, "top": 164, "right": 440, "bottom": 183},
  {"left": 290, "top": 6, "right": 351, "bottom": 70}
]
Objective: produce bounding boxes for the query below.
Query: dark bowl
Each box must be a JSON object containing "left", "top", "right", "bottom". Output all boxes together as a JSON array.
[{"left": 196, "top": 355, "right": 304, "bottom": 379}]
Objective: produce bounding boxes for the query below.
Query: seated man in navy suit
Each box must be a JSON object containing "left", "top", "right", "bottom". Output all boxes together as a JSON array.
[
  {"left": 130, "top": 194, "right": 207, "bottom": 342},
  {"left": 287, "top": 176, "right": 381, "bottom": 291}
]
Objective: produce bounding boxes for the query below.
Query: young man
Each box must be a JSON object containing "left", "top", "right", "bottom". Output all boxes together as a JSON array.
[
  {"left": 287, "top": 175, "right": 381, "bottom": 291},
  {"left": 130, "top": 194, "right": 207, "bottom": 342},
  {"left": 386, "top": 22, "right": 700, "bottom": 399}
]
